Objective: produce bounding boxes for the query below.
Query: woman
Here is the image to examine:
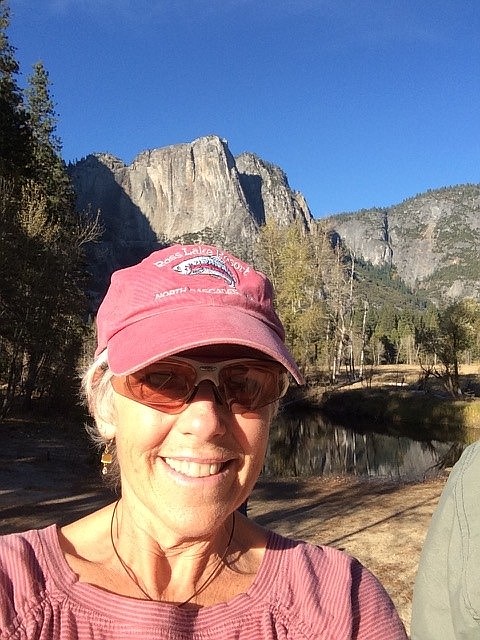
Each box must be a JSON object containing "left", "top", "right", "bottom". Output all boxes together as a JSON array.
[{"left": 0, "top": 244, "right": 407, "bottom": 639}]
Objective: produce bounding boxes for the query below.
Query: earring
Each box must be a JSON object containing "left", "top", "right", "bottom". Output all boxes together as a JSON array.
[{"left": 101, "top": 441, "right": 113, "bottom": 475}]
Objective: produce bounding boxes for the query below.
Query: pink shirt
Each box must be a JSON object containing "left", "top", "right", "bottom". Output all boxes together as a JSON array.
[{"left": 0, "top": 525, "right": 406, "bottom": 639}]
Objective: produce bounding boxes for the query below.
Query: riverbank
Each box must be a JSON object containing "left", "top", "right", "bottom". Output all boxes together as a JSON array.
[
  {"left": 289, "top": 363, "right": 480, "bottom": 442},
  {"left": 0, "top": 417, "right": 448, "bottom": 636}
]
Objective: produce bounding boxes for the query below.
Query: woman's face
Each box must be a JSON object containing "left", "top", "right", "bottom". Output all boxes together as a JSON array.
[{"left": 110, "top": 347, "right": 276, "bottom": 543}]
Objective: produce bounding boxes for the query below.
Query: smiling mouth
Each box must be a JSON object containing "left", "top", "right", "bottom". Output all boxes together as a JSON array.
[{"left": 163, "top": 457, "right": 227, "bottom": 478}]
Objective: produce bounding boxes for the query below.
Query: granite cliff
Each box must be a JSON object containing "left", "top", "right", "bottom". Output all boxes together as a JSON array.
[
  {"left": 69, "top": 135, "right": 312, "bottom": 302},
  {"left": 323, "top": 184, "right": 480, "bottom": 302}
]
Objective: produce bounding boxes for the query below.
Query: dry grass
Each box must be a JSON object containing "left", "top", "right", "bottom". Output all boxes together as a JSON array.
[{"left": 332, "top": 363, "right": 480, "bottom": 391}]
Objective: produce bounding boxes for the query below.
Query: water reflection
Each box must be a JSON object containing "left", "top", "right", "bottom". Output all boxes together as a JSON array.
[{"left": 265, "top": 411, "right": 466, "bottom": 480}]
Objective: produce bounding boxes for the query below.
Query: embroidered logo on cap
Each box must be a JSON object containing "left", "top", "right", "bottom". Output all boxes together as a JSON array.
[{"left": 172, "top": 256, "right": 236, "bottom": 288}]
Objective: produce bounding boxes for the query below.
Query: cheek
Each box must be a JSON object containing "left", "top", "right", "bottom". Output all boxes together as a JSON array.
[
  {"left": 235, "top": 411, "right": 271, "bottom": 460},
  {"left": 250, "top": 406, "right": 275, "bottom": 461},
  {"left": 113, "top": 395, "right": 174, "bottom": 455},
  {"left": 235, "top": 416, "right": 270, "bottom": 496}
]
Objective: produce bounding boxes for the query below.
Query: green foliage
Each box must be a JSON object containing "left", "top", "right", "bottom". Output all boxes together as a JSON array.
[
  {"left": 0, "top": 0, "right": 32, "bottom": 180},
  {"left": 0, "top": 2, "right": 100, "bottom": 417},
  {"left": 25, "top": 60, "right": 76, "bottom": 219},
  {"left": 255, "top": 220, "right": 326, "bottom": 371},
  {"left": 25, "top": 61, "right": 61, "bottom": 153},
  {"left": 416, "top": 299, "right": 480, "bottom": 396}
]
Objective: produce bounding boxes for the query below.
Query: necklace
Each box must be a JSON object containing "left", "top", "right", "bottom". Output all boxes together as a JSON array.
[{"left": 110, "top": 500, "right": 235, "bottom": 607}]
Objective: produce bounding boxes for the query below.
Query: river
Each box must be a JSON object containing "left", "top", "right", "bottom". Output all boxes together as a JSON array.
[{"left": 264, "top": 410, "right": 469, "bottom": 480}]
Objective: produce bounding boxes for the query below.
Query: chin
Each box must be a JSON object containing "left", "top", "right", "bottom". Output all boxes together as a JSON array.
[{"left": 165, "top": 506, "right": 234, "bottom": 541}]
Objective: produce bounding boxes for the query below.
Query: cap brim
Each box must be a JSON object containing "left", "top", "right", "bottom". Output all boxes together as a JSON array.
[{"left": 106, "top": 306, "right": 305, "bottom": 385}]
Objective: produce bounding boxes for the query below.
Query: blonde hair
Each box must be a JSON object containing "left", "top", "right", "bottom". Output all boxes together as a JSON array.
[{"left": 81, "top": 350, "right": 121, "bottom": 491}]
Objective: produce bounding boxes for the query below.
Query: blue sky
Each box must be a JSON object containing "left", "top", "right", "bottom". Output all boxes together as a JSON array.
[{"left": 8, "top": 0, "right": 480, "bottom": 218}]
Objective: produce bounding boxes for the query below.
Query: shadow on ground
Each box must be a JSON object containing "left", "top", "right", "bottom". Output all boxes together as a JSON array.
[{"left": 0, "top": 419, "right": 114, "bottom": 534}]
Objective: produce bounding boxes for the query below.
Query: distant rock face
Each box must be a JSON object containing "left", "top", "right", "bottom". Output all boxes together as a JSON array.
[
  {"left": 69, "top": 135, "right": 313, "bottom": 303},
  {"left": 235, "top": 152, "right": 312, "bottom": 230},
  {"left": 70, "top": 134, "right": 479, "bottom": 307},
  {"left": 324, "top": 184, "right": 480, "bottom": 301}
]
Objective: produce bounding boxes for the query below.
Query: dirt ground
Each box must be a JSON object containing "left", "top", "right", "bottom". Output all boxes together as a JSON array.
[{"left": 0, "top": 419, "right": 448, "bottom": 637}]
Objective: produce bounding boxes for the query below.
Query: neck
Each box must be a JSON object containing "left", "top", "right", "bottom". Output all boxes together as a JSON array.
[{"left": 110, "top": 499, "right": 236, "bottom": 605}]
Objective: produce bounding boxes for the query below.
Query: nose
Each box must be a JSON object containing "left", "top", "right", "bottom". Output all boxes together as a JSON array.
[
  {"left": 177, "top": 381, "right": 227, "bottom": 438},
  {"left": 190, "top": 379, "right": 224, "bottom": 404}
]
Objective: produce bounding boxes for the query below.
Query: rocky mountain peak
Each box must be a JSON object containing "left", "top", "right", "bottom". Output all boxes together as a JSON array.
[
  {"left": 325, "top": 184, "right": 480, "bottom": 302},
  {"left": 70, "top": 135, "right": 313, "bottom": 305}
]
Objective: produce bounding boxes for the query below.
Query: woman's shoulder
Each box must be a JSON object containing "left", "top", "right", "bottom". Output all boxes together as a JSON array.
[
  {"left": 0, "top": 526, "right": 58, "bottom": 635},
  {"left": 258, "top": 530, "right": 407, "bottom": 638},
  {"left": 266, "top": 531, "right": 381, "bottom": 594},
  {"left": 266, "top": 528, "right": 365, "bottom": 572},
  {"left": 0, "top": 526, "right": 49, "bottom": 574},
  {"left": 0, "top": 526, "right": 62, "bottom": 593}
]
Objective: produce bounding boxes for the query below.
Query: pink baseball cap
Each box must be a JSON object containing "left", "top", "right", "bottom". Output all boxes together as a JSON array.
[{"left": 95, "top": 244, "right": 304, "bottom": 384}]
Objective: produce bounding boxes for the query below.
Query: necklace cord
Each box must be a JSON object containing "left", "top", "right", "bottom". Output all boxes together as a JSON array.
[{"left": 110, "top": 500, "right": 236, "bottom": 607}]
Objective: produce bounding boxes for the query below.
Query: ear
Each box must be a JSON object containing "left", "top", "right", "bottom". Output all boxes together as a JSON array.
[
  {"left": 97, "top": 418, "right": 116, "bottom": 441},
  {"left": 89, "top": 364, "right": 117, "bottom": 440}
]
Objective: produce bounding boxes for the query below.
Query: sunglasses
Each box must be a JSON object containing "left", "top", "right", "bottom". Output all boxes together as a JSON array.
[{"left": 110, "top": 356, "right": 290, "bottom": 414}]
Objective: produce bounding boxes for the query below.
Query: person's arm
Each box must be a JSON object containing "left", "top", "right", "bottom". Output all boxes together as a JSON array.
[
  {"left": 351, "top": 558, "right": 408, "bottom": 639},
  {"left": 411, "top": 441, "right": 480, "bottom": 639}
]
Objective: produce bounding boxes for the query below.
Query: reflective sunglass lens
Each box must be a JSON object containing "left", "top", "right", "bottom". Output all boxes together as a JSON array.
[{"left": 112, "top": 358, "right": 288, "bottom": 413}]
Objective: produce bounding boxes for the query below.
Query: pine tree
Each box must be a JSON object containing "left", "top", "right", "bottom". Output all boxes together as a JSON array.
[
  {"left": 25, "top": 60, "right": 74, "bottom": 216},
  {"left": 25, "top": 61, "right": 60, "bottom": 153},
  {"left": 0, "top": 4, "right": 100, "bottom": 415},
  {"left": 0, "top": 0, "right": 30, "bottom": 414},
  {"left": 19, "top": 60, "right": 97, "bottom": 408},
  {"left": 0, "top": 0, "right": 32, "bottom": 179}
]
